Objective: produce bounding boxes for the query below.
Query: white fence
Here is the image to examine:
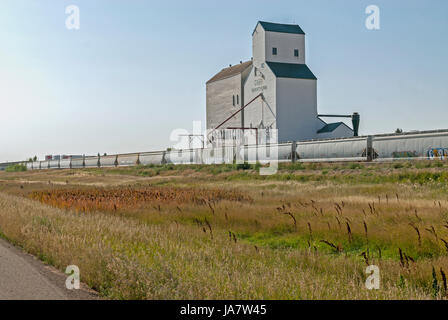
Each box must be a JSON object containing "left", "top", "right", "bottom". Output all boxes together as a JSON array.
[{"left": 3, "top": 129, "right": 448, "bottom": 171}]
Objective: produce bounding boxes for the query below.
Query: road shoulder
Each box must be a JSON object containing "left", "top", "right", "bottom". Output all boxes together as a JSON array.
[{"left": 0, "top": 237, "right": 99, "bottom": 300}]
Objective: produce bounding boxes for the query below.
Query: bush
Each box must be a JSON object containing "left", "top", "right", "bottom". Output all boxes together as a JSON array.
[
  {"left": 234, "top": 163, "right": 251, "bottom": 170},
  {"left": 349, "top": 163, "right": 362, "bottom": 170},
  {"left": 5, "top": 164, "right": 27, "bottom": 172},
  {"left": 287, "top": 163, "right": 305, "bottom": 171},
  {"left": 393, "top": 162, "right": 404, "bottom": 169}
]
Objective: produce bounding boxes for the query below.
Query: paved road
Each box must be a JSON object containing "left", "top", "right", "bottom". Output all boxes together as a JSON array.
[{"left": 0, "top": 238, "right": 98, "bottom": 300}]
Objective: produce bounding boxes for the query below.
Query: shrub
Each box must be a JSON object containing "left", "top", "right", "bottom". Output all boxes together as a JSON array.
[
  {"left": 234, "top": 163, "right": 251, "bottom": 170},
  {"left": 253, "top": 162, "right": 262, "bottom": 171},
  {"left": 349, "top": 163, "right": 362, "bottom": 170},
  {"left": 393, "top": 163, "right": 404, "bottom": 169},
  {"left": 5, "top": 164, "right": 27, "bottom": 172},
  {"left": 289, "top": 163, "right": 305, "bottom": 170}
]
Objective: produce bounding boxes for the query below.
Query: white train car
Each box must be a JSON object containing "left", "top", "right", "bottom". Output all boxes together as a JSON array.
[
  {"left": 296, "top": 137, "right": 368, "bottom": 162},
  {"left": 372, "top": 130, "right": 448, "bottom": 160},
  {"left": 71, "top": 158, "right": 84, "bottom": 168},
  {"left": 100, "top": 155, "right": 117, "bottom": 167},
  {"left": 40, "top": 161, "right": 49, "bottom": 169},
  {"left": 60, "top": 159, "right": 71, "bottom": 169},
  {"left": 6, "top": 130, "right": 448, "bottom": 171},
  {"left": 166, "top": 149, "right": 195, "bottom": 164},
  {"left": 84, "top": 157, "right": 99, "bottom": 168},
  {"left": 139, "top": 152, "right": 165, "bottom": 165},
  {"left": 202, "top": 147, "right": 235, "bottom": 164},
  {"left": 116, "top": 154, "right": 139, "bottom": 167}
]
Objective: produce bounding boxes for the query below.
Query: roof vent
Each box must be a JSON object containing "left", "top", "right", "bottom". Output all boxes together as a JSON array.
[{"left": 240, "top": 61, "right": 242, "bottom": 64}]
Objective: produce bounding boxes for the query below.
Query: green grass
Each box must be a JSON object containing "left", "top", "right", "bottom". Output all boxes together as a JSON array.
[
  {"left": 85, "top": 162, "right": 264, "bottom": 177},
  {"left": 238, "top": 228, "right": 444, "bottom": 262},
  {"left": 5, "top": 164, "right": 27, "bottom": 172},
  {"left": 225, "top": 170, "right": 448, "bottom": 186},
  {"left": 80, "top": 160, "right": 448, "bottom": 180}
]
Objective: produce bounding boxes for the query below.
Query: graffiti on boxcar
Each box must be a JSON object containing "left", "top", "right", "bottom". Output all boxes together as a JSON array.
[
  {"left": 427, "top": 148, "right": 448, "bottom": 160},
  {"left": 392, "top": 151, "right": 419, "bottom": 158}
]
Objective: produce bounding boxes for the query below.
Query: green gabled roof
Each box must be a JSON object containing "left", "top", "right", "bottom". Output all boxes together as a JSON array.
[
  {"left": 317, "top": 122, "right": 344, "bottom": 133},
  {"left": 266, "top": 62, "right": 317, "bottom": 80},
  {"left": 256, "top": 21, "right": 305, "bottom": 35}
]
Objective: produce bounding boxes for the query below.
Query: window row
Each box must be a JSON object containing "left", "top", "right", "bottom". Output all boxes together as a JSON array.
[{"left": 272, "top": 47, "right": 300, "bottom": 57}]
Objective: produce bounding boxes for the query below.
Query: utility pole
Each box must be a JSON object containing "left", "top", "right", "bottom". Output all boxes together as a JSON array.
[{"left": 179, "top": 134, "right": 205, "bottom": 149}]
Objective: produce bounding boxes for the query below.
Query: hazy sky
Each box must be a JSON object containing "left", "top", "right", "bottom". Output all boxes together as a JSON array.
[{"left": 1, "top": 0, "right": 447, "bottom": 162}]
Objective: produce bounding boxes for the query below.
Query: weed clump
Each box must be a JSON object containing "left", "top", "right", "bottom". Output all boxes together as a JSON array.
[{"left": 5, "top": 164, "right": 27, "bottom": 172}]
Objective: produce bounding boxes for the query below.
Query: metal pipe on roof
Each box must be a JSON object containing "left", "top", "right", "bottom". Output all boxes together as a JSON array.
[{"left": 318, "top": 112, "right": 360, "bottom": 137}]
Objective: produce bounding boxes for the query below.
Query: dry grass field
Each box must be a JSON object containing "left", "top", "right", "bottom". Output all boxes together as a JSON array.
[{"left": 1, "top": 161, "right": 448, "bottom": 299}]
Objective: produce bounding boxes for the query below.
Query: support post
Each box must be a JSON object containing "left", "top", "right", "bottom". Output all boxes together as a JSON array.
[
  {"left": 366, "top": 136, "right": 373, "bottom": 162},
  {"left": 291, "top": 141, "right": 297, "bottom": 163}
]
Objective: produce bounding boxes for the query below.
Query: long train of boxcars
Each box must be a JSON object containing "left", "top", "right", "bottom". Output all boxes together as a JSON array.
[{"left": 2, "top": 129, "right": 448, "bottom": 171}]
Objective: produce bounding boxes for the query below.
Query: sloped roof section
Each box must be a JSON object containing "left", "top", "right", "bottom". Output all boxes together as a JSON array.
[
  {"left": 257, "top": 21, "right": 305, "bottom": 35},
  {"left": 317, "top": 122, "right": 344, "bottom": 133},
  {"left": 266, "top": 62, "right": 317, "bottom": 80},
  {"left": 207, "top": 60, "right": 253, "bottom": 84}
]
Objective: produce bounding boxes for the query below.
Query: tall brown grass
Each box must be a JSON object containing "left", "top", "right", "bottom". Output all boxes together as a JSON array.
[{"left": 1, "top": 162, "right": 448, "bottom": 299}]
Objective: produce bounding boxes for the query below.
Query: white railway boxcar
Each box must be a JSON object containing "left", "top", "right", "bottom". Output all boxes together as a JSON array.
[
  {"left": 41, "top": 161, "right": 50, "bottom": 169},
  {"left": 4, "top": 130, "right": 448, "bottom": 171},
  {"left": 84, "top": 157, "right": 99, "bottom": 168},
  {"left": 100, "top": 155, "right": 117, "bottom": 167},
  {"left": 49, "top": 160, "right": 59, "bottom": 169},
  {"left": 139, "top": 152, "right": 165, "bottom": 165},
  {"left": 166, "top": 149, "right": 195, "bottom": 165},
  {"left": 116, "top": 154, "right": 138, "bottom": 166},
  {"left": 372, "top": 130, "right": 448, "bottom": 160},
  {"left": 60, "top": 159, "right": 71, "bottom": 169},
  {"left": 71, "top": 158, "right": 84, "bottom": 168},
  {"left": 296, "top": 137, "right": 368, "bottom": 162}
]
